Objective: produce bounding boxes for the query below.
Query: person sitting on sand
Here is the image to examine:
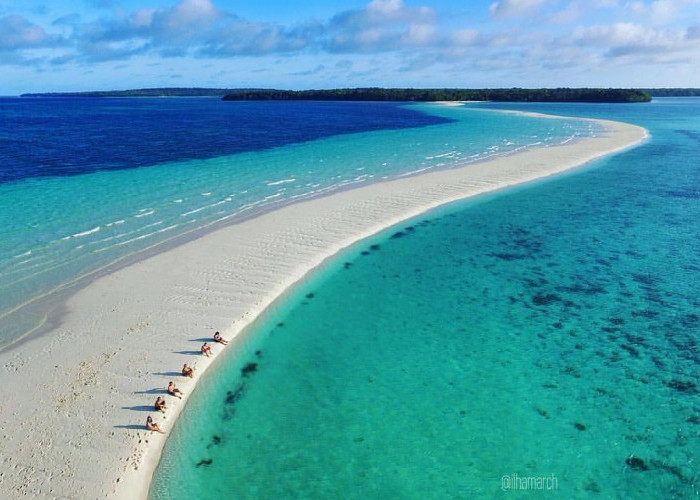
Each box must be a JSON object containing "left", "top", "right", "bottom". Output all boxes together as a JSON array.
[
  {"left": 155, "top": 396, "right": 167, "bottom": 413},
  {"left": 201, "top": 342, "right": 213, "bottom": 357},
  {"left": 167, "top": 381, "right": 183, "bottom": 399},
  {"left": 146, "top": 415, "right": 165, "bottom": 434},
  {"left": 182, "top": 363, "right": 194, "bottom": 378},
  {"left": 213, "top": 331, "right": 228, "bottom": 345}
]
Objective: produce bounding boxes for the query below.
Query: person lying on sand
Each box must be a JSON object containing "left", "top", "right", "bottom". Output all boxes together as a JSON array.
[
  {"left": 201, "top": 342, "right": 213, "bottom": 357},
  {"left": 182, "top": 363, "right": 194, "bottom": 378},
  {"left": 168, "top": 381, "right": 183, "bottom": 399},
  {"left": 155, "top": 396, "right": 167, "bottom": 413},
  {"left": 213, "top": 331, "right": 228, "bottom": 345},
  {"left": 146, "top": 415, "right": 165, "bottom": 434}
]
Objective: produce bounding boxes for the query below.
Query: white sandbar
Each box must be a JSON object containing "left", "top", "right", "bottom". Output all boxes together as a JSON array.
[{"left": 0, "top": 115, "right": 647, "bottom": 499}]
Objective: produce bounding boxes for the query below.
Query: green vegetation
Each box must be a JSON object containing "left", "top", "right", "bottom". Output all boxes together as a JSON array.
[
  {"left": 20, "top": 88, "right": 260, "bottom": 98},
  {"left": 643, "top": 88, "right": 700, "bottom": 97},
  {"left": 22, "top": 86, "right": 678, "bottom": 102},
  {"left": 222, "top": 88, "right": 652, "bottom": 103}
]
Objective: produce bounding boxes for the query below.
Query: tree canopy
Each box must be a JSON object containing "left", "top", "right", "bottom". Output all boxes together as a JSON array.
[{"left": 222, "top": 88, "right": 652, "bottom": 103}]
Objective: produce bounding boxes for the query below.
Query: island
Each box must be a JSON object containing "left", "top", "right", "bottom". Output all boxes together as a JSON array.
[
  {"left": 20, "top": 87, "right": 258, "bottom": 98},
  {"left": 640, "top": 88, "right": 700, "bottom": 97},
  {"left": 221, "top": 88, "right": 652, "bottom": 103},
  {"left": 20, "top": 87, "right": 657, "bottom": 102}
]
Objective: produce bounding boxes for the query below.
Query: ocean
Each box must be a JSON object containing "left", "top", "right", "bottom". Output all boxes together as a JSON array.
[
  {"left": 147, "top": 99, "right": 700, "bottom": 499},
  {"left": 0, "top": 98, "right": 592, "bottom": 348}
]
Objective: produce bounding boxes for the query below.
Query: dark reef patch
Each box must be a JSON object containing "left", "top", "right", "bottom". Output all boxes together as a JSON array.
[
  {"left": 225, "top": 384, "right": 245, "bottom": 406},
  {"left": 676, "top": 129, "right": 700, "bottom": 142},
  {"left": 534, "top": 408, "right": 550, "bottom": 419},
  {"left": 632, "top": 309, "right": 659, "bottom": 319},
  {"left": 651, "top": 356, "right": 666, "bottom": 369},
  {"left": 679, "top": 313, "right": 700, "bottom": 327},
  {"left": 621, "top": 344, "right": 640, "bottom": 358},
  {"left": 390, "top": 231, "right": 407, "bottom": 239},
  {"left": 625, "top": 250, "right": 645, "bottom": 259},
  {"left": 622, "top": 332, "right": 646, "bottom": 346},
  {"left": 650, "top": 459, "right": 687, "bottom": 482},
  {"left": 584, "top": 481, "right": 601, "bottom": 493},
  {"left": 666, "top": 190, "right": 700, "bottom": 199},
  {"left": 489, "top": 252, "right": 528, "bottom": 261},
  {"left": 631, "top": 273, "right": 659, "bottom": 286},
  {"left": 556, "top": 283, "right": 606, "bottom": 295},
  {"left": 625, "top": 457, "right": 649, "bottom": 471},
  {"left": 574, "top": 423, "right": 587, "bottom": 431},
  {"left": 668, "top": 335, "right": 700, "bottom": 363},
  {"left": 241, "top": 363, "right": 258, "bottom": 377},
  {"left": 666, "top": 379, "right": 697, "bottom": 394},
  {"left": 532, "top": 293, "right": 562, "bottom": 306},
  {"left": 561, "top": 365, "right": 581, "bottom": 378}
]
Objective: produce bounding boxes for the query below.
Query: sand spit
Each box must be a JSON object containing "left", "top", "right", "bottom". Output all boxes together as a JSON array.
[{"left": 0, "top": 117, "right": 647, "bottom": 499}]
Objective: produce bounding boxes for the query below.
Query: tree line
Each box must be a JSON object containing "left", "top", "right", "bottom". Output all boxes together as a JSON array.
[
  {"left": 222, "top": 88, "right": 652, "bottom": 103},
  {"left": 26, "top": 87, "right": 700, "bottom": 101}
]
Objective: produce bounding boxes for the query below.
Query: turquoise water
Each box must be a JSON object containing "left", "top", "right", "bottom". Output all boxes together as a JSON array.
[
  {"left": 151, "top": 99, "right": 700, "bottom": 499},
  {"left": 0, "top": 102, "right": 593, "bottom": 347}
]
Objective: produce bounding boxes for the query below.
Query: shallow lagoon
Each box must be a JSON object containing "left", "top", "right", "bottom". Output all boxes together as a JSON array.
[{"left": 151, "top": 100, "right": 699, "bottom": 499}]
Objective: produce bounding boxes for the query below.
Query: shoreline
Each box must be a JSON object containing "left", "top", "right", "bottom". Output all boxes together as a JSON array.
[
  {"left": 0, "top": 106, "right": 595, "bottom": 354},
  {"left": 0, "top": 116, "right": 647, "bottom": 499}
]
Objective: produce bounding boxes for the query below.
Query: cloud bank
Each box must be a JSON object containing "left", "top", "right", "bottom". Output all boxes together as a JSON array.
[{"left": 2, "top": 0, "right": 700, "bottom": 89}]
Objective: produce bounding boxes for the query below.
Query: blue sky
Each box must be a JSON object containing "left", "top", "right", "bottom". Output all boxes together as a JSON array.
[{"left": 1, "top": 0, "right": 699, "bottom": 94}]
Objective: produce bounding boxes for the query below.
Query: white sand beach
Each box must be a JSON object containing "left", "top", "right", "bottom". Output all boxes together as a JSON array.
[{"left": 0, "top": 116, "right": 647, "bottom": 499}]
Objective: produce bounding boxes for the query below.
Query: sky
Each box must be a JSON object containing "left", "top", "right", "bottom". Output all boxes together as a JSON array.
[{"left": 0, "top": 0, "right": 699, "bottom": 95}]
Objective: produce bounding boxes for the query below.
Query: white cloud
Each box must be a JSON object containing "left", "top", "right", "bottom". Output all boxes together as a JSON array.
[
  {"left": 367, "top": 0, "right": 404, "bottom": 14},
  {"left": 489, "top": 0, "right": 544, "bottom": 19},
  {"left": 401, "top": 23, "right": 436, "bottom": 44},
  {"left": 450, "top": 29, "right": 480, "bottom": 46},
  {"left": 625, "top": 0, "right": 700, "bottom": 25},
  {"left": 626, "top": 0, "right": 675, "bottom": 24},
  {"left": 1, "top": 0, "right": 700, "bottom": 88},
  {"left": 0, "top": 14, "right": 56, "bottom": 50},
  {"left": 649, "top": 0, "right": 677, "bottom": 23},
  {"left": 572, "top": 22, "right": 695, "bottom": 60},
  {"left": 326, "top": 0, "right": 437, "bottom": 53},
  {"left": 549, "top": 2, "right": 582, "bottom": 24}
]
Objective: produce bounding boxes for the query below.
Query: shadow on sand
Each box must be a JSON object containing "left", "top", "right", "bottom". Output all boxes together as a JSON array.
[
  {"left": 135, "top": 388, "right": 167, "bottom": 395},
  {"left": 152, "top": 371, "right": 181, "bottom": 377},
  {"left": 122, "top": 405, "right": 155, "bottom": 412}
]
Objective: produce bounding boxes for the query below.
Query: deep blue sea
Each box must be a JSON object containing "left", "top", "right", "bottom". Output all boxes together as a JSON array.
[
  {"left": 0, "top": 98, "right": 593, "bottom": 348},
  {"left": 147, "top": 99, "right": 700, "bottom": 499}
]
